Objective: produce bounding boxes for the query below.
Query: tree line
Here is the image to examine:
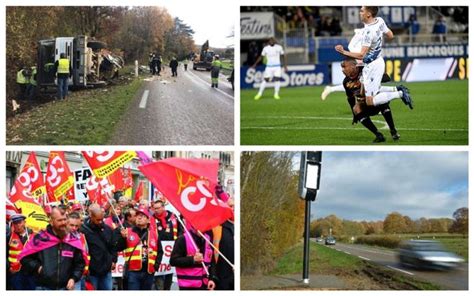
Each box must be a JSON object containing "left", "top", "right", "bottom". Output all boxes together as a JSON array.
[
  {"left": 241, "top": 152, "right": 305, "bottom": 275},
  {"left": 310, "top": 207, "right": 468, "bottom": 237},
  {"left": 6, "top": 6, "right": 196, "bottom": 97}
]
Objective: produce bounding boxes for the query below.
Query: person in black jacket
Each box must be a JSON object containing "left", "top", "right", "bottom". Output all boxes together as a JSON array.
[
  {"left": 80, "top": 204, "right": 118, "bottom": 290},
  {"left": 20, "top": 207, "right": 85, "bottom": 290},
  {"left": 170, "top": 226, "right": 217, "bottom": 290},
  {"left": 169, "top": 57, "right": 179, "bottom": 77},
  {"left": 215, "top": 220, "right": 234, "bottom": 290}
]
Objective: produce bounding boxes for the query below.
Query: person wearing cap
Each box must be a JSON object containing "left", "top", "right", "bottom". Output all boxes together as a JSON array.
[
  {"left": 7, "top": 214, "right": 35, "bottom": 290},
  {"left": 152, "top": 200, "right": 181, "bottom": 290},
  {"left": 80, "top": 204, "right": 118, "bottom": 290},
  {"left": 210, "top": 55, "right": 222, "bottom": 88},
  {"left": 117, "top": 206, "right": 163, "bottom": 290}
]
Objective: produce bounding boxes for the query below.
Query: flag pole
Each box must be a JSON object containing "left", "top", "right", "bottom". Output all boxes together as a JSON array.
[
  {"left": 175, "top": 215, "right": 209, "bottom": 275},
  {"left": 106, "top": 193, "right": 125, "bottom": 230},
  {"left": 197, "top": 229, "right": 234, "bottom": 270}
]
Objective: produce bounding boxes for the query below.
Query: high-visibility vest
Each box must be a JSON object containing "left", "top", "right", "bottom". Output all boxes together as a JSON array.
[
  {"left": 30, "top": 67, "right": 37, "bottom": 86},
  {"left": 123, "top": 228, "right": 158, "bottom": 274},
  {"left": 8, "top": 231, "right": 31, "bottom": 272},
  {"left": 176, "top": 232, "right": 212, "bottom": 289},
  {"left": 16, "top": 69, "right": 28, "bottom": 84},
  {"left": 57, "top": 58, "right": 70, "bottom": 74},
  {"left": 79, "top": 233, "right": 91, "bottom": 275}
]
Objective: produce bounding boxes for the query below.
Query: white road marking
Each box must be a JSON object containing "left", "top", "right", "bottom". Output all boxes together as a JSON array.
[
  {"left": 139, "top": 90, "right": 149, "bottom": 109},
  {"left": 344, "top": 251, "right": 351, "bottom": 255},
  {"left": 387, "top": 265, "right": 414, "bottom": 276},
  {"left": 187, "top": 70, "right": 234, "bottom": 100},
  {"left": 335, "top": 248, "right": 341, "bottom": 251},
  {"left": 241, "top": 116, "right": 467, "bottom": 132},
  {"left": 358, "top": 256, "right": 371, "bottom": 261}
]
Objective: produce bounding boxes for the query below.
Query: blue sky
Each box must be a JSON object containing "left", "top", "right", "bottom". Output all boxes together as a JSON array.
[{"left": 304, "top": 152, "right": 468, "bottom": 221}]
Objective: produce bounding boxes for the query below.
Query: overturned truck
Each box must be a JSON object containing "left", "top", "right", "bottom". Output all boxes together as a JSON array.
[{"left": 37, "top": 35, "right": 123, "bottom": 89}]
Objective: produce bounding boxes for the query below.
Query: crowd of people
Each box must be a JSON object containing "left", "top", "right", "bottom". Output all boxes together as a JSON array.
[{"left": 7, "top": 190, "right": 234, "bottom": 291}]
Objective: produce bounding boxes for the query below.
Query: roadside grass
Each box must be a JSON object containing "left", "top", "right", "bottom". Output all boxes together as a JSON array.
[
  {"left": 7, "top": 77, "right": 143, "bottom": 145},
  {"left": 270, "top": 242, "right": 440, "bottom": 290}
]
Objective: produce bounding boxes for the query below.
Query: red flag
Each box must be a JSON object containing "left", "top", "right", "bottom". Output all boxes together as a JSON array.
[
  {"left": 134, "top": 181, "right": 144, "bottom": 202},
  {"left": 82, "top": 151, "right": 136, "bottom": 178},
  {"left": 46, "top": 152, "right": 74, "bottom": 203},
  {"left": 23, "top": 152, "right": 46, "bottom": 198},
  {"left": 65, "top": 186, "right": 75, "bottom": 201},
  {"left": 9, "top": 152, "right": 46, "bottom": 204},
  {"left": 139, "top": 158, "right": 233, "bottom": 232},
  {"left": 86, "top": 176, "right": 109, "bottom": 207}
]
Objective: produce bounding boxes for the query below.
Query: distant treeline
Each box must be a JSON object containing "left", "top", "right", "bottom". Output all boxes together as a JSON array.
[
  {"left": 311, "top": 208, "right": 468, "bottom": 237},
  {"left": 241, "top": 152, "right": 305, "bottom": 275}
]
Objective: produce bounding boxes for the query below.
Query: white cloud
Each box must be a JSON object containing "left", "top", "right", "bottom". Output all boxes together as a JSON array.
[{"left": 311, "top": 152, "right": 468, "bottom": 221}]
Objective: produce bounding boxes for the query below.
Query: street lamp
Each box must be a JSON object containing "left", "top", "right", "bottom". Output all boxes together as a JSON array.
[{"left": 298, "top": 151, "right": 322, "bottom": 284}]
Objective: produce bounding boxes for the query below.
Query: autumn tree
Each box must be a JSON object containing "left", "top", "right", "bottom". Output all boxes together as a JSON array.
[
  {"left": 241, "top": 152, "right": 305, "bottom": 275},
  {"left": 449, "top": 207, "right": 468, "bottom": 236},
  {"left": 383, "top": 212, "right": 407, "bottom": 234}
]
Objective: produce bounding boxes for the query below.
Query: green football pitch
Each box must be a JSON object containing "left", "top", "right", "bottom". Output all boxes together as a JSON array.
[{"left": 241, "top": 80, "right": 468, "bottom": 145}]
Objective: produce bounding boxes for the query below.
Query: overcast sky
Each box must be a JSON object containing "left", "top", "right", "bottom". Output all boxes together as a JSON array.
[
  {"left": 159, "top": 2, "right": 234, "bottom": 48},
  {"left": 305, "top": 152, "right": 468, "bottom": 222}
]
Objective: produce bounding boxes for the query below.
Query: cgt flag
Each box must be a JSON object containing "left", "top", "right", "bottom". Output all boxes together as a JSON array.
[
  {"left": 83, "top": 151, "right": 136, "bottom": 178},
  {"left": 46, "top": 151, "right": 74, "bottom": 203},
  {"left": 139, "top": 158, "right": 233, "bottom": 232},
  {"left": 9, "top": 152, "right": 46, "bottom": 204}
]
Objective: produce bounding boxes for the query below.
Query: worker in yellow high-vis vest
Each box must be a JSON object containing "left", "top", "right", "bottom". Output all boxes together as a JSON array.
[{"left": 54, "top": 53, "right": 72, "bottom": 100}]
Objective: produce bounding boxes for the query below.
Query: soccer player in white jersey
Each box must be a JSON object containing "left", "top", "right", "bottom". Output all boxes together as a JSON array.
[
  {"left": 252, "top": 37, "right": 288, "bottom": 100},
  {"left": 335, "top": 6, "right": 413, "bottom": 109}
]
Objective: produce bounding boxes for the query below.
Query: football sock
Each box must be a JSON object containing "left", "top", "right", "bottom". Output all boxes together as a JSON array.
[
  {"left": 331, "top": 84, "right": 345, "bottom": 92},
  {"left": 380, "top": 86, "right": 397, "bottom": 92},
  {"left": 274, "top": 80, "right": 281, "bottom": 95},
  {"left": 381, "top": 104, "right": 396, "bottom": 131},
  {"left": 258, "top": 80, "right": 267, "bottom": 96},
  {"left": 372, "top": 91, "right": 402, "bottom": 106},
  {"left": 359, "top": 115, "right": 379, "bottom": 135}
]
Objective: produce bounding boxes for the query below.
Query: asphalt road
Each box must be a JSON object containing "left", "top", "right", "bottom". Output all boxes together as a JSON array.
[
  {"left": 110, "top": 66, "right": 234, "bottom": 145},
  {"left": 315, "top": 240, "right": 468, "bottom": 290}
]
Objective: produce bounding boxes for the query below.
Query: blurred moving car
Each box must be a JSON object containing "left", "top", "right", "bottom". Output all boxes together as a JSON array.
[
  {"left": 315, "top": 237, "right": 324, "bottom": 243},
  {"left": 398, "top": 240, "right": 464, "bottom": 270},
  {"left": 325, "top": 237, "right": 336, "bottom": 245}
]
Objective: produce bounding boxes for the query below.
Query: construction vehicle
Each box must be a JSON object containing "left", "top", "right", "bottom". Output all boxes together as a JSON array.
[
  {"left": 192, "top": 40, "right": 215, "bottom": 71},
  {"left": 37, "top": 35, "right": 123, "bottom": 89}
]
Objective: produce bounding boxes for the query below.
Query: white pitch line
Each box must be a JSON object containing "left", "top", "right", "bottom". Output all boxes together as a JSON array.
[
  {"left": 358, "top": 256, "right": 371, "bottom": 261},
  {"left": 241, "top": 116, "right": 467, "bottom": 132},
  {"left": 186, "top": 70, "right": 234, "bottom": 100},
  {"left": 139, "top": 90, "right": 150, "bottom": 109},
  {"left": 387, "top": 265, "right": 414, "bottom": 276}
]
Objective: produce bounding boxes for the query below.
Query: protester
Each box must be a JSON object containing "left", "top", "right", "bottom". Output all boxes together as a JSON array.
[
  {"left": 67, "top": 212, "right": 90, "bottom": 290},
  {"left": 80, "top": 204, "right": 117, "bottom": 290},
  {"left": 117, "top": 206, "right": 163, "bottom": 290},
  {"left": 19, "top": 207, "right": 86, "bottom": 290},
  {"left": 214, "top": 198, "right": 234, "bottom": 290},
  {"left": 7, "top": 214, "right": 36, "bottom": 290},
  {"left": 170, "top": 222, "right": 217, "bottom": 290},
  {"left": 152, "top": 200, "right": 181, "bottom": 290}
]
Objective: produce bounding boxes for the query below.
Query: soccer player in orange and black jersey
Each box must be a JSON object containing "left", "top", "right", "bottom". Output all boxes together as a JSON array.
[{"left": 341, "top": 59, "right": 400, "bottom": 143}]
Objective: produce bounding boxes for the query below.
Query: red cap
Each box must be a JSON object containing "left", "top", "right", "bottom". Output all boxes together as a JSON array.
[
  {"left": 135, "top": 206, "right": 150, "bottom": 219},
  {"left": 71, "top": 204, "right": 82, "bottom": 212}
]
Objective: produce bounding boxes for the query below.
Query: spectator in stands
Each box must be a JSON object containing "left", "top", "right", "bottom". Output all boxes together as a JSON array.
[
  {"left": 329, "top": 17, "right": 342, "bottom": 36},
  {"left": 432, "top": 15, "right": 447, "bottom": 43},
  {"left": 319, "top": 16, "right": 332, "bottom": 36},
  {"left": 406, "top": 14, "right": 420, "bottom": 42}
]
